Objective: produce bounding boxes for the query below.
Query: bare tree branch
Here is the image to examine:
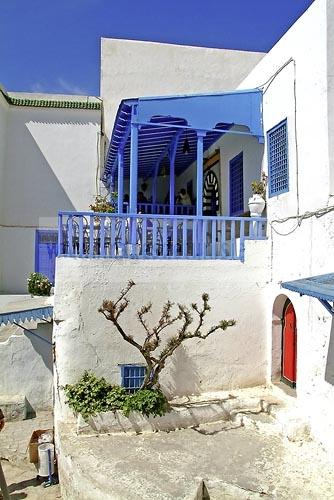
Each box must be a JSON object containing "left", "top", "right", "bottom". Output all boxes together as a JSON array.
[
  {"left": 99, "top": 281, "right": 236, "bottom": 390},
  {"left": 137, "top": 302, "right": 152, "bottom": 335}
]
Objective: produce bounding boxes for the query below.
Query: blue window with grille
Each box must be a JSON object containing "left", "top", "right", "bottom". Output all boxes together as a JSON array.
[
  {"left": 35, "top": 230, "right": 58, "bottom": 285},
  {"left": 120, "top": 364, "right": 145, "bottom": 392},
  {"left": 229, "top": 152, "right": 244, "bottom": 216},
  {"left": 267, "top": 119, "right": 289, "bottom": 197}
]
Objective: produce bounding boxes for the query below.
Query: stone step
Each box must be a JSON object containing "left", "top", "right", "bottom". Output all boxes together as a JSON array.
[{"left": 0, "top": 395, "right": 27, "bottom": 421}]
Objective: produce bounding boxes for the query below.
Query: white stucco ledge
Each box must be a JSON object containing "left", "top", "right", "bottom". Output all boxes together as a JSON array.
[
  {"left": 56, "top": 385, "right": 334, "bottom": 500},
  {"left": 0, "top": 294, "right": 53, "bottom": 314},
  {"left": 77, "top": 387, "right": 284, "bottom": 435}
]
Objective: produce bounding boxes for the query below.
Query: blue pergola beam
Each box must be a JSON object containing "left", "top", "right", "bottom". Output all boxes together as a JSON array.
[{"left": 135, "top": 121, "right": 262, "bottom": 139}]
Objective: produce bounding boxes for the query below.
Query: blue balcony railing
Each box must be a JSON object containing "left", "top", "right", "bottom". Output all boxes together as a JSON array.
[
  {"left": 124, "top": 202, "right": 195, "bottom": 215},
  {"left": 58, "top": 212, "right": 267, "bottom": 261}
]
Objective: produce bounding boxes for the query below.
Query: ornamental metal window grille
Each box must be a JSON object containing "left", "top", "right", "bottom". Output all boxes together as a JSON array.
[
  {"left": 229, "top": 152, "right": 244, "bottom": 216},
  {"left": 267, "top": 120, "right": 289, "bottom": 196},
  {"left": 120, "top": 365, "right": 145, "bottom": 392}
]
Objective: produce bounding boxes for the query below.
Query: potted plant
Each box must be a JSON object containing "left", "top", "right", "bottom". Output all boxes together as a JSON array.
[
  {"left": 89, "top": 194, "right": 117, "bottom": 227},
  {"left": 248, "top": 178, "right": 266, "bottom": 217},
  {"left": 89, "top": 194, "right": 116, "bottom": 214},
  {"left": 27, "top": 272, "right": 52, "bottom": 296}
]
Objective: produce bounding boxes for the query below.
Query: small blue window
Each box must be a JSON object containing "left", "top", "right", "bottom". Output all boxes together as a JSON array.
[
  {"left": 120, "top": 365, "right": 145, "bottom": 392},
  {"left": 229, "top": 152, "right": 244, "bottom": 216},
  {"left": 267, "top": 119, "right": 289, "bottom": 197}
]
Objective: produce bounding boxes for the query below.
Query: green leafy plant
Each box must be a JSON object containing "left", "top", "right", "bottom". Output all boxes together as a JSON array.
[
  {"left": 122, "top": 389, "right": 169, "bottom": 417},
  {"left": 64, "top": 371, "right": 168, "bottom": 420},
  {"left": 89, "top": 194, "right": 116, "bottom": 213},
  {"left": 251, "top": 180, "right": 266, "bottom": 196},
  {"left": 27, "top": 272, "right": 52, "bottom": 296}
]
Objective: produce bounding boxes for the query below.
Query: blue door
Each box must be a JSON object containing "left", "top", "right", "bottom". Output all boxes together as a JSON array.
[
  {"left": 35, "top": 230, "right": 58, "bottom": 284},
  {"left": 229, "top": 152, "right": 244, "bottom": 216}
]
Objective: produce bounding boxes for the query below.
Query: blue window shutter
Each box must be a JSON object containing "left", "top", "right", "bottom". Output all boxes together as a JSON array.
[
  {"left": 267, "top": 119, "right": 289, "bottom": 197},
  {"left": 229, "top": 152, "right": 244, "bottom": 216},
  {"left": 120, "top": 364, "right": 145, "bottom": 392},
  {"left": 35, "top": 230, "right": 58, "bottom": 284}
]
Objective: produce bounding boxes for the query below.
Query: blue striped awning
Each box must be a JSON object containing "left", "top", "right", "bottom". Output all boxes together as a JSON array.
[{"left": 0, "top": 306, "right": 53, "bottom": 326}]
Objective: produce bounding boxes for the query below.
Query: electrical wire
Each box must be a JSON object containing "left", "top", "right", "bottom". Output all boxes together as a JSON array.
[
  {"left": 257, "top": 56, "right": 302, "bottom": 224},
  {"left": 257, "top": 58, "right": 294, "bottom": 93},
  {"left": 269, "top": 204, "right": 334, "bottom": 235}
]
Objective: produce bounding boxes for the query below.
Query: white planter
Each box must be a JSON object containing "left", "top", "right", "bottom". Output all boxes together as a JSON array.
[{"left": 248, "top": 194, "right": 266, "bottom": 217}]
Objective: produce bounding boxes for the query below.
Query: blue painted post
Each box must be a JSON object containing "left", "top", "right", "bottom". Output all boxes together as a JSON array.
[
  {"left": 129, "top": 121, "right": 138, "bottom": 214},
  {"left": 58, "top": 214, "right": 63, "bottom": 255},
  {"left": 196, "top": 131, "right": 205, "bottom": 215},
  {"left": 169, "top": 151, "right": 175, "bottom": 215},
  {"left": 117, "top": 150, "right": 124, "bottom": 213},
  {"left": 129, "top": 107, "right": 139, "bottom": 247},
  {"left": 196, "top": 131, "right": 205, "bottom": 256}
]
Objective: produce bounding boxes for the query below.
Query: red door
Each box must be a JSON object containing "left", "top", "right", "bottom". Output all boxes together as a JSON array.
[{"left": 282, "top": 302, "right": 297, "bottom": 386}]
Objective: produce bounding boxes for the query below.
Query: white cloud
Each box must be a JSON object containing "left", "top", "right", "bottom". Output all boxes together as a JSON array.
[
  {"left": 30, "top": 82, "right": 46, "bottom": 92},
  {"left": 57, "top": 77, "right": 88, "bottom": 95}
]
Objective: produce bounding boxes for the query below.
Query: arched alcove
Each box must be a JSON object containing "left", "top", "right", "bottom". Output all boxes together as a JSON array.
[{"left": 272, "top": 294, "right": 292, "bottom": 382}]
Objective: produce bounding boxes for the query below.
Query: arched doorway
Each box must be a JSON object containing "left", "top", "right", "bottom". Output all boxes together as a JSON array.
[
  {"left": 203, "top": 170, "right": 219, "bottom": 216},
  {"left": 271, "top": 295, "right": 297, "bottom": 388},
  {"left": 282, "top": 301, "right": 297, "bottom": 387}
]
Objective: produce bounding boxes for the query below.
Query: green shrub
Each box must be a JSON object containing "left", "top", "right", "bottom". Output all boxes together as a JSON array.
[
  {"left": 27, "top": 272, "right": 52, "bottom": 296},
  {"left": 122, "top": 389, "right": 169, "bottom": 417},
  {"left": 64, "top": 371, "right": 169, "bottom": 420}
]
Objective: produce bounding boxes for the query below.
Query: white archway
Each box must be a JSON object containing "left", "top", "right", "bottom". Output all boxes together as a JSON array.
[{"left": 272, "top": 294, "right": 290, "bottom": 382}]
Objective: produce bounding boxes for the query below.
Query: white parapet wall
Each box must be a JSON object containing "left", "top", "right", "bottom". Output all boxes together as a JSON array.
[
  {"left": 0, "top": 321, "right": 53, "bottom": 414},
  {"left": 53, "top": 239, "right": 270, "bottom": 424},
  {"left": 100, "top": 38, "right": 265, "bottom": 138}
]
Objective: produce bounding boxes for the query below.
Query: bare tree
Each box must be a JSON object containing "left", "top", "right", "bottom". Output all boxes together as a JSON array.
[{"left": 99, "top": 280, "right": 236, "bottom": 390}]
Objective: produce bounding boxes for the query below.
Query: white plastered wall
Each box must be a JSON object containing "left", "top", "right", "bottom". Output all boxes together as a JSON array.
[
  {"left": 327, "top": 0, "right": 334, "bottom": 194},
  {"left": 0, "top": 94, "right": 9, "bottom": 288},
  {"left": 53, "top": 241, "right": 270, "bottom": 424},
  {"left": 100, "top": 38, "right": 265, "bottom": 138},
  {"left": 235, "top": 0, "right": 334, "bottom": 452},
  {"left": 0, "top": 322, "right": 53, "bottom": 412},
  {"left": 0, "top": 102, "right": 101, "bottom": 293}
]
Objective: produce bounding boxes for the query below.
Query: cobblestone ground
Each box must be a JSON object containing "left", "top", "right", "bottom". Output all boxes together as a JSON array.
[{"left": 0, "top": 412, "right": 60, "bottom": 499}]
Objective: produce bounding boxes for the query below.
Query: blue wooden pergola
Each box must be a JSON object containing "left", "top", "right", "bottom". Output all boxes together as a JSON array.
[{"left": 104, "top": 89, "right": 264, "bottom": 216}]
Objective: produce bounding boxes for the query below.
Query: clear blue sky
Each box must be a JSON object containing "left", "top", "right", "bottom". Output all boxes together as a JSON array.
[{"left": 1, "top": 0, "right": 314, "bottom": 96}]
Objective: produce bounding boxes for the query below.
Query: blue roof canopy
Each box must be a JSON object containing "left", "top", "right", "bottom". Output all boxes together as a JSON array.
[
  {"left": 104, "top": 89, "right": 263, "bottom": 185},
  {"left": 0, "top": 306, "right": 53, "bottom": 326},
  {"left": 282, "top": 273, "right": 334, "bottom": 315}
]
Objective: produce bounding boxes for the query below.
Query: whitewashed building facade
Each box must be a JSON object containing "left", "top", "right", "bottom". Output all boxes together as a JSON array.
[{"left": 0, "top": 0, "right": 333, "bottom": 455}]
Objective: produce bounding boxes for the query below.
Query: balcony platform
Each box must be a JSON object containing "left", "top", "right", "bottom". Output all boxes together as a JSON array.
[{"left": 58, "top": 211, "right": 267, "bottom": 261}]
